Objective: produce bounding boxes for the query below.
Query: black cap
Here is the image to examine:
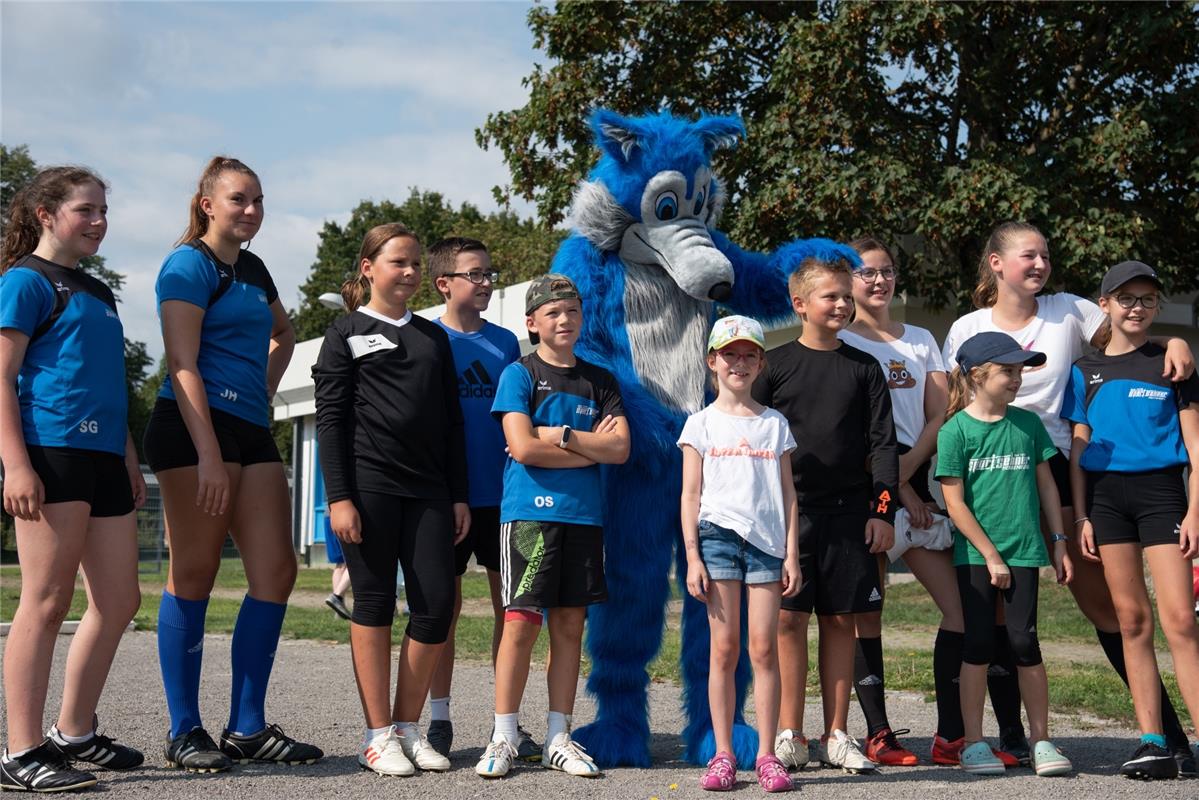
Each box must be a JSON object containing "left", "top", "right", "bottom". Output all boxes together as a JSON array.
[
  {"left": 956, "top": 331, "right": 1047, "bottom": 373},
  {"left": 1100, "top": 260, "right": 1163, "bottom": 296}
]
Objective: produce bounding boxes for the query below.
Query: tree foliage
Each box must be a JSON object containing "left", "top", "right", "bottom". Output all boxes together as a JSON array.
[
  {"left": 292, "top": 188, "right": 565, "bottom": 342},
  {"left": 478, "top": 1, "right": 1199, "bottom": 307}
]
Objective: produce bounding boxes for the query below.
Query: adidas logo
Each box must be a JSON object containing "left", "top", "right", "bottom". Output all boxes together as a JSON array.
[
  {"left": 867, "top": 587, "right": 882, "bottom": 603},
  {"left": 987, "top": 664, "right": 1010, "bottom": 678},
  {"left": 459, "top": 359, "right": 495, "bottom": 399},
  {"left": 857, "top": 674, "right": 882, "bottom": 686},
  {"left": 187, "top": 640, "right": 204, "bottom": 654}
]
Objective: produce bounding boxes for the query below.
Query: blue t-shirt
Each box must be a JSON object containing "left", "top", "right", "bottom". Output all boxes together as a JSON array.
[
  {"left": 1061, "top": 342, "right": 1199, "bottom": 472},
  {"left": 0, "top": 256, "right": 127, "bottom": 455},
  {"left": 491, "top": 353, "right": 624, "bottom": 526},
  {"left": 156, "top": 243, "right": 278, "bottom": 427},
  {"left": 435, "top": 319, "right": 521, "bottom": 507}
]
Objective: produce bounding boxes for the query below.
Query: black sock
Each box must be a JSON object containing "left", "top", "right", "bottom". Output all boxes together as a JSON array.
[
  {"left": 987, "top": 626, "right": 1024, "bottom": 735},
  {"left": 1094, "top": 628, "right": 1189, "bottom": 750},
  {"left": 854, "top": 636, "right": 889, "bottom": 736},
  {"left": 933, "top": 629, "right": 965, "bottom": 741}
]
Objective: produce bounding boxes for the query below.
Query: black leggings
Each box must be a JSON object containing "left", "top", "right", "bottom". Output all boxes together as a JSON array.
[
  {"left": 958, "top": 565, "right": 1043, "bottom": 667},
  {"left": 342, "top": 492, "right": 455, "bottom": 643}
]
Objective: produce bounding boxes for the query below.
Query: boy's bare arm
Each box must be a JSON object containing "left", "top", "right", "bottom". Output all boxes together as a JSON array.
[
  {"left": 563, "top": 415, "right": 630, "bottom": 464},
  {"left": 503, "top": 411, "right": 595, "bottom": 468}
]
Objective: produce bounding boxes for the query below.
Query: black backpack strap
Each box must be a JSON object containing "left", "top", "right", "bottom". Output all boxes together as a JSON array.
[
  {"left": 186, "top": 239, "right": 235, "bottom": 307},
  {"left": 25, "top": 263, "right": 69, "bottom": 343}
]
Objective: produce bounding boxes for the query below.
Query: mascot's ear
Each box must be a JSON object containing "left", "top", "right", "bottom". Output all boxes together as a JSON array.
[
  {"left": 591, "top": 108, "right": 646, "bottom": 163},
  {"left": 692, "top": 115, "right": 744, "bottom": 155}
]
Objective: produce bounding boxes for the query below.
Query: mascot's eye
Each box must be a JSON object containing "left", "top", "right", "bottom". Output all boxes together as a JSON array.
[
  {"left": 655, "top": 192, "right": 678, "bottom": 221},
  {"left": 693, "top": 189, "right": 706, "bottom": 216}
]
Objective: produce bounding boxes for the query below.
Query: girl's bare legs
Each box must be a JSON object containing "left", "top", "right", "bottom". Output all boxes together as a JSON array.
[
  {"left": 1144, "top": 544, "right": 1199, "bottom": 734},
  {"left": 747, "top": 582, "right": 784, "bottom": 757},
  {"left": 706, "top": 580, "right": 741, "bottom": 756},
  {"left": 1017, "top": 664, "right": 1050, "bottom": 743}
]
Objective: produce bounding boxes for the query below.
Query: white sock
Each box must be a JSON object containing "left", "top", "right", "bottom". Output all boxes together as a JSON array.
[
  {"left": 392, "top": 721, "right": 418, "bottom": 738},
  {"left": 49, "top": 726, "right": 94, "bottom": 746},
  {"left": 363, "top": 725, "right": 393, "bottom": 748},
  {"left": 493, "top": 712, "right": 519, "bottom": 746},
  {"left": 4, "top": 746, "right": 34, "bottom": 760},
  {"left": 546, "top": 711, "right": 571, "bottom": 745},
  {"left": 430, "top": 696, "right": 451, "bottom": 722}
]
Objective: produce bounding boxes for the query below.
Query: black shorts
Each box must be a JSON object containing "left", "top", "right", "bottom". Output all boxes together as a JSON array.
[
  {"left": 500, "top": 520, "right": 606, "bottom": 609},
  {"left": 454, "top": 506, "right": 501, "bottom": 575},
  {"left": 143, "top": 397, "right": 281, "bottom": 472},
  {"left": 25, "top": 445, "right": 134, "bottom": 517},
  {"left": 782, "top": 510, "right": 883, "bottom": 616},
  {"left": 1086, "top": 467, "right": 1188, "bottom": 548},
  {"left": 1047, "top": 450, "right": 1071, "bottom": 507}
]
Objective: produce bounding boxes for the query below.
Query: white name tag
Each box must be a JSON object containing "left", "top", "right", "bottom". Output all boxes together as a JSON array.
[{"left": 347, "top": 333, "right": 397, "bottom": 359}]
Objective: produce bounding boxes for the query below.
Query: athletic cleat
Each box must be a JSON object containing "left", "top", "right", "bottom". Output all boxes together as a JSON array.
[
  {"left": 219, "top": 723, "right": 323, "bottom": 765},
  {"left": 1119, "top": 741, "right": 1177, "bottom": 780},
  {"left": 359, "top": 728, "right": 414, "bottom": 776},
  {"left": 755, "top": 754, "right": 793, "bottom": 792},
  {"left": 544, "top": 733, "right": 600, "bottom": 777},
  {"left": 699, "top": 751, "right": 735, "bottom": 791},
  {"left": 774, "top": 729, "right": 809, "bottom": 771},
  {"left": 475, "top": 739, "right": 517, "bottom": 778},
  {"left": 164, "top": 727, "right": 232, "bottom": 773},
  {"left": 998, "top": 726, "right": 1031, "bottom": 766},
  {"left": 1174, "top": 742, "right": 1196, "bottom": 778},
  {"left": 865, "top": 726, "right": 918, "bottom": 766},
  {"left": 48, "top": 718, "right": 144, "bottom": 770},
  {"left": 394, "top": 726, "right": 449, "bottom": 772},
  {"left": 959, "top": 740, "right": 1005, "bottom": 775},
  {"left": 819, "top": 730, "right": 876, "bottom": 773},
  {"left": 1, "top": 741, "right": 97, "bottom": 792},
  {"left": 324, "top": 593, "right": 351, "bottom": 620},
  {"left": 426, "top": 719, "right": 453, "bottom": 758},
  {"left": 1031, "top": 740, "right": 1072, "bottom": 776},
  {"left": 515, "top": 725, "right": 542, "bottom": 763}
]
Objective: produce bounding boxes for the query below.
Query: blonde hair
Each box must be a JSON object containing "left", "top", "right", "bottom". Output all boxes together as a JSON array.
[
  {"left": 787, "top": 255, "right": 854, "bottom": 303},
  {"left": 2, "top": 166, "right": 107, "bottom": 270},
  {"left": 178, "top": 156, "right": 260, "bottom": 246},
  {"left": 972, "top": 221, "right": 1044, "bottom": 309},
  {"left": 945, "top": 363, "right": 1001, "bottom": 418},
  {"left": 339, "top": 222, "right": 421, "bottom": 311}
]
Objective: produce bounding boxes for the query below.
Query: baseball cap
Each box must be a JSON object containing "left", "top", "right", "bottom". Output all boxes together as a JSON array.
[
  {"left": 1100, "top": 260, "right": 1163, "bottom": 296},
  {"left": 525, "top": 273, "right": 580, "bottom": 345},
  {"left": 707, "top": 315, "right": 766, "bottom": 352},
  {"left": 956, "top": 331, "right": 1047, "bottom": 373}
]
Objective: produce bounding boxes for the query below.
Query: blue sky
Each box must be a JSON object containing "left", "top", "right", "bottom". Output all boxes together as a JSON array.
[{"left": 1, "top": 1, "right": 541, "bottom": 356}]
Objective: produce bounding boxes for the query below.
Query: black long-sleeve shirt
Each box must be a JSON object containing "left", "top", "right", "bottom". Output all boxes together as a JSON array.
[
  {"left": 313, "top": 308, "right": 468, "bottom": 504},
  {"left": 752, "top": 339, "right": 898, "bottom": 522}
]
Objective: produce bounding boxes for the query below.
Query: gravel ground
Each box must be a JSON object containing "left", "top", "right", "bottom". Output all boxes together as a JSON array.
[{"left": 2, "top": 631, "right": 1195, "bottom": 799}]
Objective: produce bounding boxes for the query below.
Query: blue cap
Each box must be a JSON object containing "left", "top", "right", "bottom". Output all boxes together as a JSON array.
[{"left": 956, "top": 331, "right": 1047, "bottom": 372}]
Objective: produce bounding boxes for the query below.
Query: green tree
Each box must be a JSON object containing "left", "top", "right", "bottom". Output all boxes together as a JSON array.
[
  {"left": 479, "top": 1, "right": 1199, "bottom": 307},
  {"left": 292, "top": 188, "right": 564, "bottom": 342}
]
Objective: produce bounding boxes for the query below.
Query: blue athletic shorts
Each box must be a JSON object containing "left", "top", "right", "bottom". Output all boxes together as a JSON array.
[{"left": 698, "top": 519, "right": 783, "bottom": 584}]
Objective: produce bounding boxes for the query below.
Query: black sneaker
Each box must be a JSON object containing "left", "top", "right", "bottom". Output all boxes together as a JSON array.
[
  {"left": 1174, "top": 742, "right": 1196, "bottom": 778},
  {"left": 515, "top": 725, "right": 542, "bottom": 763},
  {"left": 324, "top": 593, "right": 351, "bottom": 621},
  {"left": 998, "top": 726, "right": 1031, "bottom": 767},
  {"left": 426, "top": 720, "right": 452, "bottom": 758},
  {"left": 164, "top": 727, "right": 232, "bottom": 773},
  {"left": 219, "top": 724, "right": 323, "bottom": 765},
  {"left": 1, "top": 740, "right": 98, "bottom": 792},
  {"left": 1120, "top": 741, "right": 1178, "bottom": 780},
  {"left": 49, "top": 725, "right": 144, "bottom": 771}
]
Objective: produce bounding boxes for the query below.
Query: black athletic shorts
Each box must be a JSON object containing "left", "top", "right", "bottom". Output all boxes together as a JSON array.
[
  {"left": 25, "top": 445, "right": 134, "bottom": 517},
  {"left": 455, "top": 505, "right": 501, "bottom": 575},
  {"left": 1047, "top": 450, "right": 1071, "bottom": 508},
  {"left": 143, "top": 397, "right": 281, "bottom": 472},
  {"left": 499, "top": 520, "right": 606, "bottom": 609},
  {"left": 1086, "top": 466, "right": 1188, "bottom": 548},
  {"left": 782, "top": 509, "right": 883, "bottom": 616}
]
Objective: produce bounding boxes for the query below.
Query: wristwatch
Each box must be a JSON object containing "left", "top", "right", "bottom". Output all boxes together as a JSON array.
[
  {"left": 558, "top": 425, "right": 572, "bottom": 449},
  {"left": 1050, "top": 533, "right": 1068, "bottom": 543}
]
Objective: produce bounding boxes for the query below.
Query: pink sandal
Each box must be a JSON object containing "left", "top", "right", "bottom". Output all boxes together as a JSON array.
[
  {"left": 755, "top": 754, "right": 793, "bottom": 792},
  {"left": 700, "top": 751, "right": 736, "bottom": 791}
]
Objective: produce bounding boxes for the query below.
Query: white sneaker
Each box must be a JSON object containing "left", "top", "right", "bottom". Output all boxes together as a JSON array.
[
  {"left": 775, "top": 728, "right": 810, "bottom": 771},
  {"left": 395, "top": 726, "right": 450, "bottom": 772},
  {"left": 359, "top": 728, "right": 414, "bottom": 776},
  {"left": 821, "top": 730, "right": 877, "bottom": 774},
  {"left": 544, "top": 733, "right": 600, "bottom": 777},
  {"left": 476, "top": 739, "right": 517, "bottom": 778}
]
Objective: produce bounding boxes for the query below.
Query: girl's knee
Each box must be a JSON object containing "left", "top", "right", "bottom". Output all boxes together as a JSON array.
[
  {"left": 748, "top": 636, "right": 777, "bottom": 666},
  {"left": 1116, "top": 607, "right": 1154, "bottom": 641},
  {"left": 22, "top": 589, "right": 74, "bottom": 628},
  {"left": 777, "top": 611, "right": 807, "bottom": 637},
  {"left": 1158, "top": 606, "right": 1199, "bottom": 641}
]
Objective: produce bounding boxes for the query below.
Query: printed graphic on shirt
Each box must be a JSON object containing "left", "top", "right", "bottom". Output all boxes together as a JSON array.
[
  {"left": 968, "top": 454, "right": 1031, "bottom": 473},
  {"left": 885, "top": 359, "right": 916, "bottom": 389},
  {"left": 460, "top": 359, "right": 497, "bottom": 399},
  {"left": 347, "top": 333, "right": 398, "bottom": 359},
  {"left": 708, "top": 437, "right": 778, "bottom": 460}
]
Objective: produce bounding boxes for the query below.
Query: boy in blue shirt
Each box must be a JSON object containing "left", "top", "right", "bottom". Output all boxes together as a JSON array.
[{"left": 475, "top": 274, "right": 630, "bottom": 779}]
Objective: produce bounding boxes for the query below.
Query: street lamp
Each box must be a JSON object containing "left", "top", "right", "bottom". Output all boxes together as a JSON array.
[{"left": 318, "top": 292, "right": 345, "bottom": 311}]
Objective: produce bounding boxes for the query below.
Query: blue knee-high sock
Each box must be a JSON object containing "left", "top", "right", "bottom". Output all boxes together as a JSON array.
[
  {"left": 228, "top": 595, "right": 287, "bottom": 736},
  {"left": 158, "top": 592, "right": 209, "bottom": 739}
]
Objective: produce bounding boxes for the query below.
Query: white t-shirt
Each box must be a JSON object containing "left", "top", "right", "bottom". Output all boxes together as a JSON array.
[
  {"left": 677, "top": 405, "right": 797, "bottom": 558},
  {"left": 839, "top": 326, "right": 945, "bottom": 448},
  {"left": 942, "top": 292, "right": 1104, "bottom": 451}
]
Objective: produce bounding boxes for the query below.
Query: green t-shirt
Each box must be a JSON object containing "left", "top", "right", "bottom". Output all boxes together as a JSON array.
[{"left": 935, "top": 406, "right": 1057, "bottom": 568}]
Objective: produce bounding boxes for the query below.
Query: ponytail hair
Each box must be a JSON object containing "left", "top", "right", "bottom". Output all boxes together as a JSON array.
[
  {"left": 2, "top": 166, "right": 107, "bottom": 271},
  {"left": 945, "top": 363, "right": 998, "bottom": 419},
  {"left": 177, "top": 156, "right": 260, "bottom": 246},
  {"left": 972, "top": 220, "right": 1044, "bottom": 309},
  {"left": 339, "top": 222, "right": 421, "bottom": 311}
]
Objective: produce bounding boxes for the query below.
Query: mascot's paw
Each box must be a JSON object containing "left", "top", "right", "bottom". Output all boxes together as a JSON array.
[
  {"left": 688, "top": 722, "right": 761, "bottom": 770},
  {"left": 572, "top": 718, "right": 651, "bottom": 768}
]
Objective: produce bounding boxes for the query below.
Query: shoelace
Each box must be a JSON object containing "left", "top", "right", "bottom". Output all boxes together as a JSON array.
[
  {"left": 186, "top": 728, "right": 220, "bottom": 751},
  {"left": 555, "top": 739, "right": 593, "bottom": 762},
  {"left": 877, "top": 728, "right": 911, "bottom": 751},
  {"left": 485, "top": 740, "right": 517, "bottom": 761}
]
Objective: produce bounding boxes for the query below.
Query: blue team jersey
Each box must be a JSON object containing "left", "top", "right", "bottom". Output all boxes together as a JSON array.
[
  {"left": 1061, "top": 343, "right": 1199, "bottom": 472},
  {"left": 0, "top": 256, "right": 127, "bottom": 455},
  {"left": 434, "top": 319, "right": 521, "bottom": 507},
  {"left": 156, "top": 243, "right": 278, "bottom": 427},
  {"left": 491, "top": 353, "right": 624, "bottom": 526}
]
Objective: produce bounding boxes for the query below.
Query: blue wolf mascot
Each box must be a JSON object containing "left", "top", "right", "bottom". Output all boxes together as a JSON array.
[{"left": 555, "top": 109, "right": 858, "bottom": 770}]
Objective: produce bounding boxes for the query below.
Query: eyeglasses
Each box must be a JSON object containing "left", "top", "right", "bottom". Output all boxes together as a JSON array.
[
  {"left": 445, "top": 271, "right": 500, "bottom": 285},
  {"left": 855, "top": 268, "right": 897, "bottom": 282},
  {"left": 1114, "top": 293, "right": 1158, "bottom": 309},
  {"left": 716, "top": 350, "right": 761, "bottom": 364}
]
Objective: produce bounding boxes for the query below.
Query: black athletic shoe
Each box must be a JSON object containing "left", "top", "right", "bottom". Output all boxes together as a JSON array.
[
  {"left": 1119, "top": 741, "right": 1178, "bottom": 780},
  {"left": 998, "top": 726, "right": 1031, "bottom": 767},
  {"left": 219, "top": 724, "right": 323, "bottom": 765},
  {"left": 426, "top": 720, "right": 452, "bottom": 758},
  {"left": 1174, "top": 742, "right": 1196, "bottom": 778},
  {"left": 48, "top": 718, "right": 144, "bottom": 771},
  {"left": 1, "top": 740, "right": 98, "bottom": 792},
  {"left": 164, "top": 727, "right": 232, "bottom": 773}
]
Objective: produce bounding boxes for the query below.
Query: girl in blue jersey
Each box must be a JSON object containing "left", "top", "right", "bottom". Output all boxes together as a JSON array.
[
  {"left": 1, "top": 166, "right": 145, "bottom": 792},
  {"left": 143, "top": 156, "right": 321, "bottom": 772},
  {"left": 1062, "top": 261, "right": 1199, "bottom": 780}
]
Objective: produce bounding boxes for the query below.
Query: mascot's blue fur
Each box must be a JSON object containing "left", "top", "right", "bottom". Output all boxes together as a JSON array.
[{"left": 555, "top": 109, "right": 859, "bottom": 770}]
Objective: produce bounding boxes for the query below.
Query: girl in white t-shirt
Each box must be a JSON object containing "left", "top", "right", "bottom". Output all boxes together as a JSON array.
[
  {"left": 678, "top": 315, "right": 800, "bottom": 793},
  {"left": 943, "top": 220, "right": 1196, "bottom": 769}
]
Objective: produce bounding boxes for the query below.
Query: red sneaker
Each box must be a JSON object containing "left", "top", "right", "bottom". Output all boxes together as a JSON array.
[
  {"left": 865, "top": 727, "right": 918, "bottom": 766},
  {"left": 930, "top": 734, "right": 1018, "bottom": 767}
]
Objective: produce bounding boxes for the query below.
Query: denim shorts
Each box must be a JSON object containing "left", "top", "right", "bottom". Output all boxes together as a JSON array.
[{"left": 698, "top": 520, "right": 783, "bottom": 584}]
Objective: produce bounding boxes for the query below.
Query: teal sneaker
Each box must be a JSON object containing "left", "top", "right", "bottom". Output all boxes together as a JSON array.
[
  {"left": 960, "top": 740, "right": 1005, "bottom": 775},
  {"left": 1032, "top": 740, "right": 1072, "bottom": 776}
]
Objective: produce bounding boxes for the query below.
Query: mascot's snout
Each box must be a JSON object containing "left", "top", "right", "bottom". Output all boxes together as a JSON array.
[{"left": 620, "top": 214, "right": 735, "bottom": 303}]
